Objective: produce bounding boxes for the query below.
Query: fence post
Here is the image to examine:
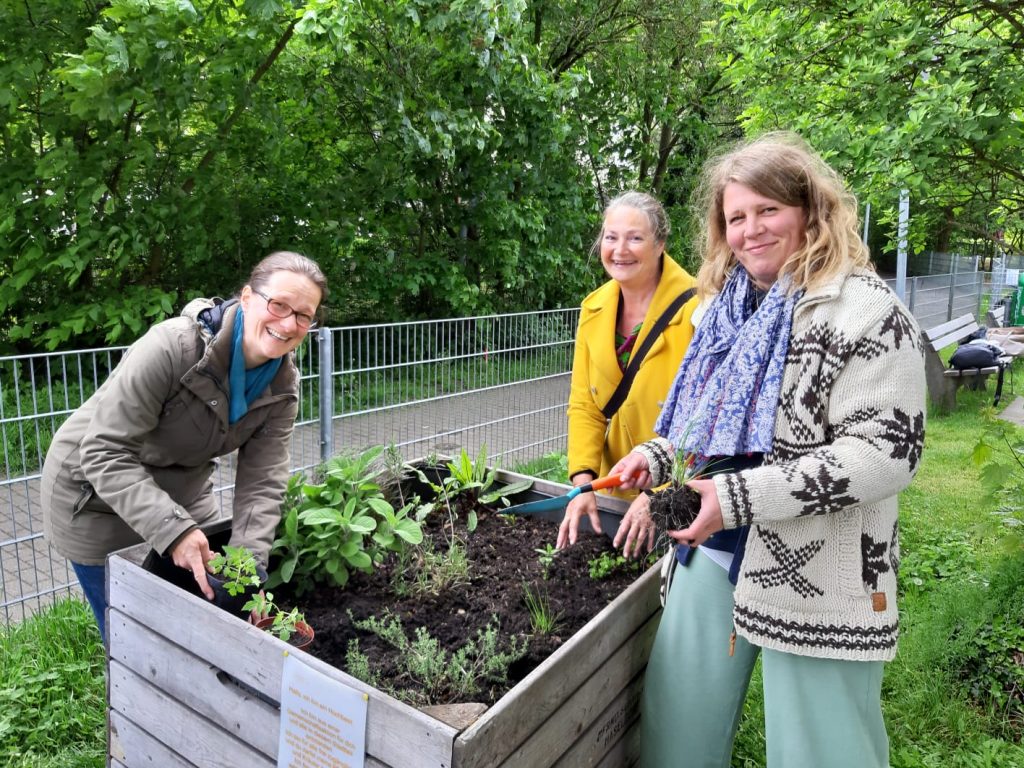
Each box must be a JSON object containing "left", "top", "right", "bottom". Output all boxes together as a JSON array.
[
  {"left": 908, "top": 277, "right": 917, "bottom": 312},
  {"left": 946, "top": 270, "right": 956, "bottom": 321},
  {"left": 318, "top": 327, "right": 334, "bottom": 463}
]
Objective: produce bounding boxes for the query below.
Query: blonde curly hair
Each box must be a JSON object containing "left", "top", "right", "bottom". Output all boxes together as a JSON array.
[{"left": 693, "top": 132, "right": 871, "bottom": 297}]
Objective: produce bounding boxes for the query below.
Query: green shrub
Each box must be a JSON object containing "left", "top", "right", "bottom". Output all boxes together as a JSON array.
[{"left": 267, "top": 447, "right": 426, "bottom": 594}]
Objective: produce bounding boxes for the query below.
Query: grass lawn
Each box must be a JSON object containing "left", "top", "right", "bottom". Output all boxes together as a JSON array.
[{"left": 3, "top": 382, "right": 1023, "bottom": 766}]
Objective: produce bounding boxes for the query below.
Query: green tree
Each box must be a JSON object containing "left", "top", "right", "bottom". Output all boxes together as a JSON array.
[
  {"left": 0, "top": 0, "right": 311, "bottom": 350},
  {"left": 717, "top": 0, "right": 1024, "bottom": 259}
]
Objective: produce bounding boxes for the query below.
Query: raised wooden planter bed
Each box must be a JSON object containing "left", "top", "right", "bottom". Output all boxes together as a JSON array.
[{"left": 106, "top": 469, "right": 662, "bottom": 768}]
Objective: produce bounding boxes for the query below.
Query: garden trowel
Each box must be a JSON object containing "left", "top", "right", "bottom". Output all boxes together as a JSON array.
[{"left": 503, "top": 474, "right": 625, "bottom": 516}]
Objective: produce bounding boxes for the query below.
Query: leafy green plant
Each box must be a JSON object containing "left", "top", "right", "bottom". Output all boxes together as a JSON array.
[
  {"left": 409, "top": 446, "right": 532, "bottom": 533},
  {"left": 522, "top": 582, "right": 562, "bottom": 636},
  {"left": 413, "top": 542, "right": 471, "bottom": 596},
  {"left": 208, "top": 544, "right": 261, "bottom": 596},
  {"left": 267, "top": 447, "right": 425, "bottom": 595},
  {"left": 267, "top": 607, "right": 309, "bottom": 645},
  {"left": 0, "top": 598, "right": 105, "bottom": 763},
  {"left": 344, "top": 610, "right": 527, "bottom": 706},
  {"left": 242, "top": 591, "right": 309, "bottom": 644},
  {"left": 535, "top": 543, "right": 559, "bottom": 580},
  {"left": 587, "top": 550, "right": 656, "bottom": 580},
  {"left": 973, "top": 420, "right": 1024, "bottom": 550}
]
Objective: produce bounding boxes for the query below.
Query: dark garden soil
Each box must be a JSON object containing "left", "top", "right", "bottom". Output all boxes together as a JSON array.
[
  {"left": 272, "top": 504, "right": 647, "bottom": 707},
  {"left": 648, "top": 484, "right": 701, "bottom": 532}
]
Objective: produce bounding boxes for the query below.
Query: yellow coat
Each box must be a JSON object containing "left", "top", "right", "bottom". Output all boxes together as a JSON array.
[{"left": 567, "top": 256, "right": 698, "bottom": 498}]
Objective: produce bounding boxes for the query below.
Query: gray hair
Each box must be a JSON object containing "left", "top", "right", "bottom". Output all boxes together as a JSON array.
[{"left": 591, "top": 191, "right": 671, "bottom": 256}]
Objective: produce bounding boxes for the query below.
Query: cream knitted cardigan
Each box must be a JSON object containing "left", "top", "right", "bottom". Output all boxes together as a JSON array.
[{"left": 638, "top": 268, "right": 926, "bottom": 661}]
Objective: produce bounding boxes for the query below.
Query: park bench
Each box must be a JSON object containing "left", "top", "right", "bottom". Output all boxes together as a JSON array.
[
  {"left": 987, "top": 302, "right": 1008, "bottom": 328},
  {"left": 921, "top": 313, "right": 1013, "bottom": 410}
]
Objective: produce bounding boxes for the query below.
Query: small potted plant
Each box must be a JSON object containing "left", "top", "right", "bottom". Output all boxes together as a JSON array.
[
  {"left": 206, "top": 544, "right": 265, "bottom": 618},
  {"left": 243, "top": 590, "right": 315, "bottom": 649}
]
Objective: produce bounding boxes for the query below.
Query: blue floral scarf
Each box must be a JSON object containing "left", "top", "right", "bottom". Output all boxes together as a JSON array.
[{"left": 655, "top": 268, "right": 801, "bottom": 457}]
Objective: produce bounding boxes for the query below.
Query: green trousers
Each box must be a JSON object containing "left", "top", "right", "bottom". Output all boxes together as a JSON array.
[{"left": 640, "top": 550, "right": 890, "bottom": 768}]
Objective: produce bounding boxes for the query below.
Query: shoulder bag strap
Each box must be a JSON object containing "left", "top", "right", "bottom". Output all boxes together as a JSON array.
[{"left": 601, "top": 287, "right": 696, "bottom": 419}]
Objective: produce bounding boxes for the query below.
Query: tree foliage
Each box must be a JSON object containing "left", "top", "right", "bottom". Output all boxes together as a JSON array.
[
  {"left": 9, "top": 0, "right": 1022, "bottom": 351},
  {"left": 0, "top": 0, "right": 730, "bottom": 351},
  {"left": 717, "top": 0, "right": 1024, "bottom": 258}
]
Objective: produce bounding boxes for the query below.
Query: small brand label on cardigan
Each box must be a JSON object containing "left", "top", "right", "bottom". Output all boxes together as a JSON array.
[{"left": 871, "top": 592, "right": 887, "bottom": 612}]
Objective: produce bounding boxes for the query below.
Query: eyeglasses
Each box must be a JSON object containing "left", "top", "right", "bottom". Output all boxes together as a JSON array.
[{"left": 253, "top": 289, "right": 319, "bottom": 329}]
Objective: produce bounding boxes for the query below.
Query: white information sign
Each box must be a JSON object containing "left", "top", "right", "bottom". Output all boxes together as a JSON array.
[
  {"left": 1005, "top": 268, "right": 1020, "bottom": 287},
  {"left": 278, "top": 652, "right": 368, "bottom": 768}
]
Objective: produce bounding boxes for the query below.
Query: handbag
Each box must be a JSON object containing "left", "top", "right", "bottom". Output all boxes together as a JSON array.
[{"left": 601, "top": 287, "right": 696, "bottom": 419}]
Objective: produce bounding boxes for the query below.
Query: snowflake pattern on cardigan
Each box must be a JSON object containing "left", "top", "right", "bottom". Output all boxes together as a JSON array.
[{"left": 644, "top": 269, "right": 926, "bottom": 661}]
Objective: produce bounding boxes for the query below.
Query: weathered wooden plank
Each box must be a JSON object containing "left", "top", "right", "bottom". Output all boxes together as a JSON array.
[
  {"left": 922, "top": 313, "right": 977, "bottom": 345},
  {"left": 552, "top": 673, "right": 644, "bottom": 768},
  {"left": 108, "top": 471, "right": 645, "bottom": 768},
  {"left": 109, "top": 611, "right": 281, "bottom": 758},
  {"left": 594, "top": 719, "right": 641, "bottom": 768},
  {"left": 498, "top": 613, "right": 658, "bottom": 768},
  {"left": 454, "top": 562, "right": 661, "bottom": 768},
  {"left": 109, "top": 660, "right": 275, "bottom": 768},
  {"left": 928, "top": 325, "right": 981, "bottom": 352},
  {"left": 108, "top": 554, "right": 458, "bottom": 767},
  {"left": 944, "top": 366, "right": 998, "bottom": 377},
  {"left": 109, "top": 709, "right": 198, "bottom": 768}
]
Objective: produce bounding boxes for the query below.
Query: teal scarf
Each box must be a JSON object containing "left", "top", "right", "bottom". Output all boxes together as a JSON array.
[{"left": 229, "top": 307, "right": 282, "bottom": 424}]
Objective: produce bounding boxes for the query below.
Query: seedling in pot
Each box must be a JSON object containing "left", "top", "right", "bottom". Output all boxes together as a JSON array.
[
  {"left": 207, "top": 544, "right": 261, "bottom": 596},
  {"left": 243, "top": 590, "right": 312, "bottom": 646}
]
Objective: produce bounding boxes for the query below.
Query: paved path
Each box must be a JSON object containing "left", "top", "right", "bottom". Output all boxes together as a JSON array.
[
  {"left": 0, "top": 375, "right": 570, "bottom": 624},
  {"left": 998, "top": 396, "right": 1024, "bottom": 427}
]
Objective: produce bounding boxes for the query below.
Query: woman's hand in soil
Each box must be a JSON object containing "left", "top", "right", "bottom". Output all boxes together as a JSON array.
[
  {"left": 170, "top": 528, "right": 215, "bottom": 600},
  {"left": 613, "top": 494, "right": 656, "bottom": 559},
  {"left": 557, "top": 491, "right": 602, "bottom": 549},
  {"left": 668, "top": 478, "right": 723, "bottom": 548},
  {"left": 609, "top": 451, "right": 652, "bottom": 491}
]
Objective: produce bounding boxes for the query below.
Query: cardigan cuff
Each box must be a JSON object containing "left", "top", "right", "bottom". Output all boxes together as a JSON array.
[{"left": 633, "top": 437, "right": 675, "bottom": 487}]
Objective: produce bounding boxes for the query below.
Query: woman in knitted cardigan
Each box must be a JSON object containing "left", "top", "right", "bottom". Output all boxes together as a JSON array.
[{"left": 611, "top": 134, "right": 926, "bottom": 768}]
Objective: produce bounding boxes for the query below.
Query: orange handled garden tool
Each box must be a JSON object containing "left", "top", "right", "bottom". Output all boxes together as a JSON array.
[{"left": 502, "top": 474, "right": 624, "bottom": 515}]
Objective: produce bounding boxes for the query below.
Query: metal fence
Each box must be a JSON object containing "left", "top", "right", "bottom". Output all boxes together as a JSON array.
[
  {"left": 0, "top": 270, "right": 1005, "bottom": 625},
  {"left": 0, "top": 309, "right": 578, "bottom": 624}
]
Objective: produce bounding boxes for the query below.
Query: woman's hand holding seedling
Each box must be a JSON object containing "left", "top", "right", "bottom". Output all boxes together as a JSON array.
[
  {"left": 668, "top": 477, "right": 723, "bottom": 548},
  {"left": 171, "top": 528, "right": 215, "bottom": 600}
]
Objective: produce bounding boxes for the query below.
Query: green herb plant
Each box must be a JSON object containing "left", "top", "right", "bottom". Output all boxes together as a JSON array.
[
  {"left": 389, "top": 540, "right": 472, "bottom": 597},
  {"left": 344, "top": 610, "right": 527, "bottom": 706},
  {"left": 522, "top": 582, "right": 562, "bottom": 635},
  {"left": 588, "top": 550, "right": 660, "bottom": 580},
  {"left": 267, "top": 446, "right": 426, "bottom": 595},
  {"left": 207, "top": 544, "right": 261, "bottom": 596},
  {"left": 409, "top": 446, "right": 532, "bottom": 534},
  {"left": 242, "top": 591, "right": 309, "bottom": 644},
  {"left": 535, "top": 543, "right": 559, "bottom": 580}
]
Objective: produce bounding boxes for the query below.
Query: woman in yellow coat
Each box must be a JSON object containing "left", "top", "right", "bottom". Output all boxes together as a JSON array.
[{"left": 557, "top": 192, "right": 698, "bottom": 552}]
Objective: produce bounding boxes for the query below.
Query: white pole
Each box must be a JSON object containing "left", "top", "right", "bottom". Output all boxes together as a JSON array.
[
  {"left": 896, "top": 190, "right": 910, "bottom": 302},
  {"left": 862, "top": 202, "right": 871, "bottom": 245}
]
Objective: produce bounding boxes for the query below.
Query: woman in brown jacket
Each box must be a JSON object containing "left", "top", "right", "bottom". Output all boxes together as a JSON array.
[{"left": 42, "top": 251, "right": 327, "bottom": 640}]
